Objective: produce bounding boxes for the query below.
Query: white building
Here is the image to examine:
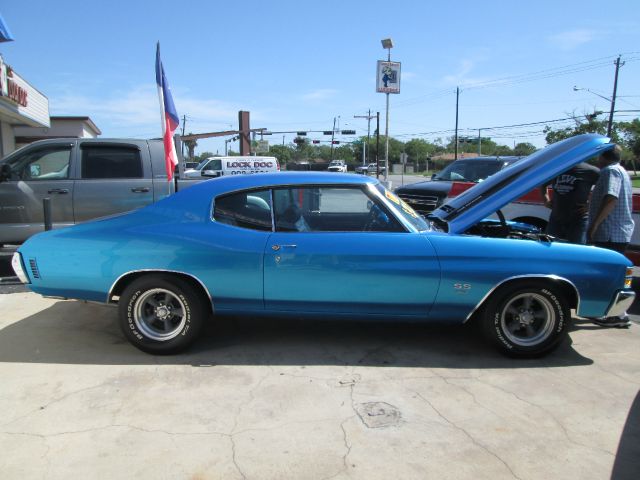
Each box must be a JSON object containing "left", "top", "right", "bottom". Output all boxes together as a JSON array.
[{"left": 0, "top": 54, "right": 50, "bottom": 157}]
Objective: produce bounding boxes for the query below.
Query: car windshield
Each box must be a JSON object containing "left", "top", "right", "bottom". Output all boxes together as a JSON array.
[
  {"left": 375, "top": 184, "right": 429, "bottom": 231},
  {"left": 433, "top": 159, "right": 508, "bottom": 182}
]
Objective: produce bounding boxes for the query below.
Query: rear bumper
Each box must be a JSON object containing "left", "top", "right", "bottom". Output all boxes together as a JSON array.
[{"left": 605, "top": 290, "right": 635, "bottom": 317}]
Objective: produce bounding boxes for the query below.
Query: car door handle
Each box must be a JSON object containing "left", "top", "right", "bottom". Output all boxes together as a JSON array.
[
  {"left": 131, "top": 187, "right": 150, "bottom": 193},
  {"left": 47, "top": 188, "right": 69, "bottom": 194},
  {"left": 271, "top": 244, "right": 297, "bottom": 251}
]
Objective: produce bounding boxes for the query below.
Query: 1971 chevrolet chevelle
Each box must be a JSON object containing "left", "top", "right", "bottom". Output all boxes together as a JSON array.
[{"left": 12, "top": 134, "right": 635, "bottom": 357}]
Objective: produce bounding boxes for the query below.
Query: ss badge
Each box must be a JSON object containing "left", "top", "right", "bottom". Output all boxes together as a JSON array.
[{"left": 453, "top": 283, "right": 471, "bottom": 294}]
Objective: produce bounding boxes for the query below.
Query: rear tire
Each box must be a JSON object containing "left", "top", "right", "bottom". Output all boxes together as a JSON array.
[
  {"left": 118, "top": 274, "right": 208, "bottom": 354},
  {"left": 482, "top": 282, "right": 569, "bottom": 358}
]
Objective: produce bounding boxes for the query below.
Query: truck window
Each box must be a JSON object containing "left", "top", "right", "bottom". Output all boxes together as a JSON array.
[
  {"left": 81, "top": 146, "right": 143, "bottom": 179},
  {"left": 5, "top": 146, "right": 71, "bottom": 181}
]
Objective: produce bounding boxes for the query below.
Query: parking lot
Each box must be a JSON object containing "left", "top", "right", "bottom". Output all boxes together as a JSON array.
[{"left": 0, "top": 288, "right": 638, "bottom": 479}]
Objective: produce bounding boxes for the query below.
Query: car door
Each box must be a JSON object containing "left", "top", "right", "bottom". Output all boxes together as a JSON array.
[
  {"left": 73, "top": 142, "right": 154, "bottom": 223},
  {"left": 0, "top": 142, "right": 75, "bottom": 244},
  {"left": 263, "top": 185, "right": 440, "bottom": 316}
]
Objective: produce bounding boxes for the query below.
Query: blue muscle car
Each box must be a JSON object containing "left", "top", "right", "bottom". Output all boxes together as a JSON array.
[{"left": 12, "top": 134, "right": 635, "bottom": 357}]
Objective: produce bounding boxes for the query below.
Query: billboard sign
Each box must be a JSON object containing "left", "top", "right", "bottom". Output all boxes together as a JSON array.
[{"left": 376, "top": 61, "right": 401, "bottom": 94}]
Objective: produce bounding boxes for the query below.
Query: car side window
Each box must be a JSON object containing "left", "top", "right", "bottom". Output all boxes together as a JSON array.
[
  {"left": 81, "top": 146, "right": 143, "bottom": 179},
  {"left": 213, "top": 189, "right": 273, "bottom": 231},
  {"left": 273, "top": 186, "right": 403, "bottom": 232},
  {"left": 5, "top": 146, "right": 71, "bottom": 181}
]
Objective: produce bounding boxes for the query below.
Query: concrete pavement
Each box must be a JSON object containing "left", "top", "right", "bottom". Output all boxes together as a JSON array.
[{"left": 0, "top": 292, "right": 638, "bottom": 479}]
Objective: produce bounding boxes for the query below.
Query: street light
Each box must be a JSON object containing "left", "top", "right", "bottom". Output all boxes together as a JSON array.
[
  {"left": 573, "top": 85, "right": 614, "bottom": 137},
  {"left": 381, "top": 38, "right": 393, "bottom": 182}
]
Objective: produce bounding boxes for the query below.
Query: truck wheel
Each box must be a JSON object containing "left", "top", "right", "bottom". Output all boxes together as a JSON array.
[
  {"left": 482, "top": 282, "right": 569, "bottom": 358},
  {"left": 118, "top": 274, "right": 208, "bottom": 354}
]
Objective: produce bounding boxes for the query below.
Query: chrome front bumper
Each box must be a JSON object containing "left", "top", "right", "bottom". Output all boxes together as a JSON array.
[{"left": 605, "top": 290, "right": 636, "bottom": 318}]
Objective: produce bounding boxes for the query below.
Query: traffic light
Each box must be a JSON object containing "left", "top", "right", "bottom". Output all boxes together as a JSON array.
[
  {"left": 341, "top": 130, "right": 356, "bottom": 135},
  {"left": 312, "top": 140, "right": 320, "bottom": 144},
  {"left": 332, "top": 141, "right": 340, "bottom": 145},
  {"left": 293, "top": 138, "right": 306, "bottom": 145},
  {"left": 323, "top": 131, "right": 333, "bottom": 135},
  {"left": 297, "top": 131, "right": 307, "bottom": 136}
]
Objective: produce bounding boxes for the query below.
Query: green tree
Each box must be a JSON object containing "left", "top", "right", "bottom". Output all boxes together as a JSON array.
[
  {"left": 543, "top": 111, "right": 613, "bottom": 144},
  {"left": 193, "top": 151, "right": 214, "bottom": 163},
  {"left": 268, "top": 144, "right": 293, "bottom": 166},
  {"left": 513, "top": 142, "right": 537, "bottom": 156}
]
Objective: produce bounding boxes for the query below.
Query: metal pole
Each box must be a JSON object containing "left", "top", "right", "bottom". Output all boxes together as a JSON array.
[
  {"left": 330, "top": 117, "right": 336, "bottom": 160},
  {"left": 366, "top": 109, "right": 371, "bottom": 165},
  {"left": 181, "top": 114, "right": 187, "bottom": 159},
  {"left": 384, "top": 49, "right": 391, "bottom": 182},
  {"left": 43, "top": 198, "right": 52, "bottom": 231},
  {"left": 375, "top": 112, "right": 380, "bottom": 177},
  {"left": 608, "top": 55, "right": 623, "bottom": 137},
  {"left": 454, "top": 87, "right": 459, "bottom": 160},
  {"left": 478, "top": 128, "right": 482, "bottom": 156}
]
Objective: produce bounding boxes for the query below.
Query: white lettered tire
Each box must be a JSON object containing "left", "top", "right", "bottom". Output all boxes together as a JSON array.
[
  {"left": 482, "top": 282, "right": 570, "bottom": 357},
  {"left": 118, "top": 274, "right": 208, "bottom": 354}
]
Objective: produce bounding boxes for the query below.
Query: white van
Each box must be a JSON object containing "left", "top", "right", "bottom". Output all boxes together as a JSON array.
[{"left": 183, "top": 156, "right": 280, "bottom": 178}]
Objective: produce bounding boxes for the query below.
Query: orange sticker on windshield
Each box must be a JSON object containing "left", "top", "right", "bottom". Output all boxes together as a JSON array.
[{"left": 385, "top": 190, "right": 401, "bottom": 205}]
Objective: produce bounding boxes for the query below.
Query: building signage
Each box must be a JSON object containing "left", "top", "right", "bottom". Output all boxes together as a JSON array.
[
  {"left": 0, "top": 55, "right": 28, "bottom": 107},
  {"left": 376, "top": 61, "right": 401, "bottom": 94}
]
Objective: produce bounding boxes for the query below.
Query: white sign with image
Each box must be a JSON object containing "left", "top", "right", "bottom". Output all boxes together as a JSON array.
[{"left": 376, "top": 61, "right": 401, "bottom": 94}]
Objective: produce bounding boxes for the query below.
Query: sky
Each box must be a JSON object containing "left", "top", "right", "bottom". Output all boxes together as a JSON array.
[{"left": 2, "top": 0, "right": 640, "bottom": 156}]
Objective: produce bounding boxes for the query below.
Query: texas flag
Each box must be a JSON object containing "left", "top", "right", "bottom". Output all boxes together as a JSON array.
[{"left": 155, "top": 42, "right": 180, "bottom": 181}]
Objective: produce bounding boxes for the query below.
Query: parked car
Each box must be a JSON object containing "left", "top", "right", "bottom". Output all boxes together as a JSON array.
[
  {"left": 12, "top": 135, "right": 634, "bottom": 357},
  {"left": 183, "top": 156, "right": 279, "bottom": 178},
  {"left": 395, "top": 156, "right": 522, "bottom": 216},
  {"left": 355, "top": 162, "right": 385, "bottom": 175},
  {"left": 327, "top": 160, "right": 348, "bottom": 173},
  {"left": 0, "top": 138, "right": 201, "bottom": 246}
]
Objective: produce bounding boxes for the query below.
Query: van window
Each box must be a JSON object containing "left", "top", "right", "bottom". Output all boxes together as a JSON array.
[
  {"left": 213, "top": 189, "right": 273, "bottom": 231},
  {"left": 205, "top": 159, "right": 222, "bottom": 171},
  {"left": 5, "top": 146, "right": 71, "bottom": 181},
  {"left": 81, "top": 146, "right": 143, "bottom": 179}
]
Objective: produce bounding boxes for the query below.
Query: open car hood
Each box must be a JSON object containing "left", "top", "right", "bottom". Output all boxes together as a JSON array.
[{"left": 429, "top": 134, "right": 614, "bottom": 234}]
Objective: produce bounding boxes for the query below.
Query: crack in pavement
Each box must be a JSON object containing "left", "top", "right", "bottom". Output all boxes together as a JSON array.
[{"left": 407, "top": 387, "right": 523, "bottom": 480}]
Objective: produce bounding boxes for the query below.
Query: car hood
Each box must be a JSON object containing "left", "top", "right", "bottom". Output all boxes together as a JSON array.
[
  {"left": 396, "top": 180, "right": 453, "bottom": 196},
  {"left": 429, "top": 134, "right": 614, "bottom": 234}
]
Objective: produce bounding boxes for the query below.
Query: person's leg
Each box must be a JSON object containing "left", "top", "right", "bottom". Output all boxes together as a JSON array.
[{"left": 565, "top": 217, "right": 589, "bottom": 244}]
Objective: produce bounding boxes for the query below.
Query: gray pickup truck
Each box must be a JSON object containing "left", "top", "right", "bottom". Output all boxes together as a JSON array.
[{"left": 0, "top": 138, "right": 199, "bottom": 245}]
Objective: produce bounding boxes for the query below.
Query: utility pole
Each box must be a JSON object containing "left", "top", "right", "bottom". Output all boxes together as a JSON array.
[
  {"left": 375, "top": 112, "right": 380, "bottom": 177},
  {"left": 181, "top": 114, "right": 187, "bottom": 159},
  {"left": 354, "top": 110, "right": 375, "bottom": 165},
  {"left": 330, "top": 117, "right": 337, "bottom": 160},
  {"left": 478, "top": 128, "right": 482, "bottom": 156},
  {"left": 608, "top": 55, "right": 625, "bottom": 137},
  {"left": 454, "top": 87, "right": 460, "bottom": 160}
]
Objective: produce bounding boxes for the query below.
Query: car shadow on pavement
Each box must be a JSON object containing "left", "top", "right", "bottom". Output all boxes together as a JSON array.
[
  {"left": 611, "top": 389, "right": 640, "bottom": 480},
  {"left": 0, "top": 300, "right": 594, "bottom": 368}
]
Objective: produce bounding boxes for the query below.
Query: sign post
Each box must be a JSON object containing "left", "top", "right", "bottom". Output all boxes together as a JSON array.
[{"left": 376, "top": 39, "right": 400, "bottom": 185}]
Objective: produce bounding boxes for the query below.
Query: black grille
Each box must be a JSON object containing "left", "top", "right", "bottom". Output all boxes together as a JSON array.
[
  {"left": 29, "top": 258, "right": 40, "bottom": 279},
  {"left": 397, "top": 193, "right": 441, "bottom": 215}
]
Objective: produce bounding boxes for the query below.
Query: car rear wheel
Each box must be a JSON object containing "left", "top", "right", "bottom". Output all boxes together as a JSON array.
[
  {"left": 118, "top": 274, "right": 208, "bottom": 354},
  {"left": 482, "top": 282, "right": 570, "bottom": 357}
]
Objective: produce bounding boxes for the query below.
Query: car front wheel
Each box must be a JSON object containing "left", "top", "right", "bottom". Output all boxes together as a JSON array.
[
  {"left": 482, "top": 283, "right": 570, "bottom": 357},
  {"left": 118, "top": 274, "right": 208, "bottom": 354}
]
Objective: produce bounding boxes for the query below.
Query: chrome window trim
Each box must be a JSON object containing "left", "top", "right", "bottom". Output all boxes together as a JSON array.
[
  {"left": 107, "top": 269, "right": 214, "bottom": 309},
  {"left": 463, "top": 274, "right": 581, "bottom": 323}
]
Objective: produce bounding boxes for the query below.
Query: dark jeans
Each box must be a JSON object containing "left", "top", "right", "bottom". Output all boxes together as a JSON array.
[
  {"left": 592, "top": 241, "right": 629, "bottom": 254},
  {"left": 546, "top": 216, "right": 588, "bottom": 244}
]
